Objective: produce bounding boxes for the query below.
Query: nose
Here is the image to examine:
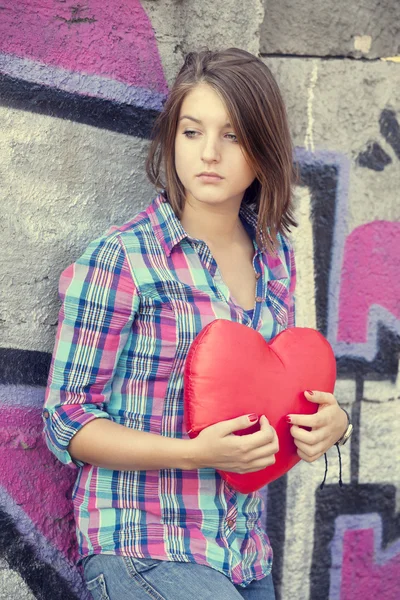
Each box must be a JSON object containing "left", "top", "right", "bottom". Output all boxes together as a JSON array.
[{"left": 201, "top": 135, "right": 221, "bottom": 164}]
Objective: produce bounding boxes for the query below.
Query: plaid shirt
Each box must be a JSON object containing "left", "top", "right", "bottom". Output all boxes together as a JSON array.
[{"left": 43, "top": 193, "right": 296, "bottom": 587}]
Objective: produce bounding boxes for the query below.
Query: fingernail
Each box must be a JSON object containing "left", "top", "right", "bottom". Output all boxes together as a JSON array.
[
  {"left": 248, "top": 413, "right": 258, "bottom": 422},
  {"left": 285, "top": 415, "right": 292, "bottom": 423},
  {"left": 305, "top": 390, "right": 314, "bottom": 395}
]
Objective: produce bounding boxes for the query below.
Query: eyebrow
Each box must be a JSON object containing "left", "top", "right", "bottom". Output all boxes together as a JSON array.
[{"left": 179, "top": 115, "right": 232, "bottom": 128}]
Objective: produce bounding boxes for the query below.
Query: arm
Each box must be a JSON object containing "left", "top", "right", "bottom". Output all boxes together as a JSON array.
[
  {"left": 43, "top": 233, "right": 139, "bottom": 467},
  {"left": 68, "top": 413, "right": 279, "bottom": 472},
  {"left": 44, "top": 234, "right": 278, "bottom": 473},
  {"left": 68, "top": 418, "right": 198, "bottom": 470}
]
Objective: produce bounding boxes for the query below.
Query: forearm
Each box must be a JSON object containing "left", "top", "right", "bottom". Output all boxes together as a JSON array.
[{"left": 68, "top": 418, "right": 199, "bottom": 471}]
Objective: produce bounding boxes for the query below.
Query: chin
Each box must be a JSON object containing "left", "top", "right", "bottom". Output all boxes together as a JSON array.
[
  {"left": 190, "top": 193, "right": 230, "bottom": 207},
  {"left": 185, "top": 186, "right": 231, "bottom": 203}
]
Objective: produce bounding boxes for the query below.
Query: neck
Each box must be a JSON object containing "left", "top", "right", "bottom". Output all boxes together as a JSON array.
[{"left": 180, "top": 194, "right": 245, "bottom": 249}]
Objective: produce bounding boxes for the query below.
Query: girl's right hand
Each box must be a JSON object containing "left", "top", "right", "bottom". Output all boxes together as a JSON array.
[{"left": 191, "top": 414, "right": 279, "bottom": 473}]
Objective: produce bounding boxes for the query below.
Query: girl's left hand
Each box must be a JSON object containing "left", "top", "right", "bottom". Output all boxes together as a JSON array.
[{"left": 286, "top": 391, "right": 348, "bottom": 463}]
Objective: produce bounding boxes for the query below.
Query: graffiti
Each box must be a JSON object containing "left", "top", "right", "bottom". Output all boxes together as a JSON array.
[
  {"left": 380, "top": 109, "right": 400, "bottom": 161},
  {"left": 311, "top": 485, "right": 400, "bottom": 600},
  {"left": 292, "top": 150, "right": 400, "bottom": 374},
  {"left": 357, "top": 142, "right": 392, "bottom": 172},
  {"left": 0, "top": 371, "right": 89, "bottom": 599},
  {"left": 337, "top": 221, "right": 400, "bottom": 360},
  {"left": 295, "top": 149, "right": 348, "bottom": 339},
  {"left": 0, "top": 508, "right": 83, "bottom": 600},
  {"left": 287, "top": 144, "right": 400, "bottom": 600},
  {"left": 0, "top": 0, "right": 168, "bottom": 136},
  {"left": 0, "top": 387, "right": 89, "bottom": 598},
  {"left": 357, "top": 109, "right": 400, "bottom": 171},
  {"left": 0, "top": 349, "right": 50, "bottom": 387}
]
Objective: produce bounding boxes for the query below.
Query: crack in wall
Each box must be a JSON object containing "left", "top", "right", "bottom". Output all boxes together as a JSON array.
[{"left": 261, "top": 52, "right": 388, "bottom": 62}]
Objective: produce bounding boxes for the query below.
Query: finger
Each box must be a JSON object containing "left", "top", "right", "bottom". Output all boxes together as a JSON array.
[
  {"left": 248, "top": 440, "right": 279, "bottom": 463},
  {"left": 248, "top": 429, "right": 279, "bottom": 457},
  {"left": 244, "top": 456, "right": 277, "bottom": 472},
  {"left": 216, "top": 414, "right": 259, "bottom": 437},
  {"left": 296, "top": 447, "right": 325, "bottom": 463},
  {"left": 293, "top": 437, "right": 325, "bottom": 458},
  {"left": 242, "top": 443, "right": 279, "bottom": 472},
  {"left": 286, "top": 412, "right": 323, "bottom": 428},
  {"left": 303, "top": 390, "right": 336, "bottom": 404},
  {"left": 259, "top": 414, "right": 270, "bottom": 430},
  {"left": 289, "top": 424, "right": 326, "bottom": 445},
  {"left": 241, "top": 416, "right": 276, "bottom": 449}
]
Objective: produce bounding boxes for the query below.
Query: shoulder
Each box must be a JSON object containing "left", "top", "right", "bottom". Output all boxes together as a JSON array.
[
  {"left": 105, "top": 205, "right": 153, "bottom": 240},
  {"left": 81, "top": 202, "right": 158, "bottom": 261},
  {"left": 104, "top": 205, "right": 154, "bottom": 246},
  {"left": 59, "top": 203, "right": 156, "bottom": 284}
]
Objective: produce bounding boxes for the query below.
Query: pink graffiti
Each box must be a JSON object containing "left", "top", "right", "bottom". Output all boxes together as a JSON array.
[
  {"left": 341, "top": 528, "right": 400, "bottom": 600},
  {"left": 337, "top": 221, "right": 400, "bottom": 343},
  {"left": 0, "top": 0, "right": 168, "bottom": 94},
  {"left": 0, "top": 406, "right": 78, "bottom": 562}
]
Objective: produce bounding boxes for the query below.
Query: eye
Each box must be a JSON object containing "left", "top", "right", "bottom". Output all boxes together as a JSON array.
[
  {"left": 225, "top": 133, "right": 238, "bottom": 142},
  {"left": 183, "top": 130, "right": 198, "bottom": 138}
]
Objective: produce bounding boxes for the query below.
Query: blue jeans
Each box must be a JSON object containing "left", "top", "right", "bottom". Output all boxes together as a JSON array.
[{"left": 83, "top": 555, "right": 276, "bottom": 600}]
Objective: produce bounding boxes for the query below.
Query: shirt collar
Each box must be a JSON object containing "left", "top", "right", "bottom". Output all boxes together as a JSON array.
[{"left": 148, "top": 193, "right": 288, "bottom": 279}]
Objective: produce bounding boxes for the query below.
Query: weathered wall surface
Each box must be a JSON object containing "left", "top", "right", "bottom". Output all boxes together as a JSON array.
[
  {"left": 1, "top": 1, "right": 399, "bottom": 599},
  {"left": 261, "top": 0, "right": 400, "bottom": 59}
]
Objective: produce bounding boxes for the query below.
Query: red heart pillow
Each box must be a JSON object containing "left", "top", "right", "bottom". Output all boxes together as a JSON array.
[{"left": 184, "top": 321, "right": 336, "bottom": 493}]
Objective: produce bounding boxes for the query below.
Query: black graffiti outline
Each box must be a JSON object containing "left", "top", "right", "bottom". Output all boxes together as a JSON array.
[
  {"left": 0, "top": 74, "right": 158, "bottom": 138},
  {"left": 0, "top": 508, "right": 81, "bottom": 600},
  {"left": 356, "top": 108, "right": 400, "bottom": 171},
  {"left": 310, "top": 484, "right": 400, "bottom": 600}
]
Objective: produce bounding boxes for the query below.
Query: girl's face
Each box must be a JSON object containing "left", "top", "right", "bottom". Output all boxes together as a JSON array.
[{"left": 174, "top": 83, "right": 256, "bottom": 210}]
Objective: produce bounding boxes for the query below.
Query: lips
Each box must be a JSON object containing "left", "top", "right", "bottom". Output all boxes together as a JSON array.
[
  {"left": 197, "top": 171, "right": 223, "bottom": 179},
  {"left": 197, "top": 172, "right": 223, "bottom": 179}
]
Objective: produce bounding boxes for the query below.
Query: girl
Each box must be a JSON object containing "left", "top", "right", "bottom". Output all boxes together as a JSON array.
[{"left": 43, "top": 48, "right": 349, "bottom": 600}]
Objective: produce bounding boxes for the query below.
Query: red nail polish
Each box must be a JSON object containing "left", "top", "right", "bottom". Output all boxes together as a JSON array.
[
  {"left": 248, "top": 413, "right": 258, "bottom": 422},
  {"left": 285, "top": 416, "right": 292, "bottom": 423},
  {"left": 305, "top": 390, "right": 314, "bottom": 395}
]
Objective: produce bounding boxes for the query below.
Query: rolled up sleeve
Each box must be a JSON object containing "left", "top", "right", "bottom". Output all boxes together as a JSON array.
[{"left": 43, "top": 233, "right": 139, "bottom": 467}]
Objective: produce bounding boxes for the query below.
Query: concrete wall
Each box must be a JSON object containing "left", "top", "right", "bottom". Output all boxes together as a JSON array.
[
  {"left": 0, "top": 1, "right": 399, "bottom": 598},
  {"left": 261, "top": 0, "right": 400, "bottom": 59}
]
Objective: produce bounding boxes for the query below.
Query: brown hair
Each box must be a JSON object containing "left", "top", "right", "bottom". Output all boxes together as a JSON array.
[{"left": 146, "top": 47, "right": 297, "bottom": 251}]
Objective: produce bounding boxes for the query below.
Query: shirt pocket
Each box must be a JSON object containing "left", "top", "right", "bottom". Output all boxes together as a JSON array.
[
  {"left": 142, "top": 279, "right": 212, "bottom": 307},
  {"left": 266, "top": 277, "right": 291, "bottom": 328},
  {"left": 140, "top": 279, "right": 215, "bottom": 337}
]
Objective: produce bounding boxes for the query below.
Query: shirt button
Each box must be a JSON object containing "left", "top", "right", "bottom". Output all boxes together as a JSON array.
[
  {"left": 255, "top": 296, "right": 263, "bottom": 303},
  {"left": 43, "top": 409, "right": 50, "bottom": 419},
  {"left": 227, "top": 519, "right": 235, "bottom": 528}
]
